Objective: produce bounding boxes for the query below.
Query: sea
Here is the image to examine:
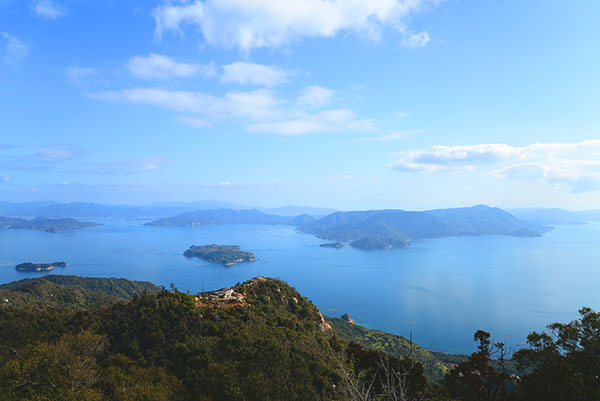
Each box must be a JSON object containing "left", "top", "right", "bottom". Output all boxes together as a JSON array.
[{"left": 1, "top": 219, "right": 599, "bottom": 355}]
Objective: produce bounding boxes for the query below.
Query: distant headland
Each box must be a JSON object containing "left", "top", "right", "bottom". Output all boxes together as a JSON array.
[{"left": 0, "top": 217, "right": 100, "bottom": 233}]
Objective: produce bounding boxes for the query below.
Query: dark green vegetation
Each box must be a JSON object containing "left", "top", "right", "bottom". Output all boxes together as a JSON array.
[
  {"left": 15, "top": 261, "right": 67, "bottom": 271},
  {"left": 0, "top": 216, "right": 99, "bottom": 232},
  {"left": 144, "top": 208, "right": 312, "bottom": 227},
  {"left": 301, "top": 205, "right": 546, "bottom": 249},
  {"left": 327, "top": 317, "right": 450, "bottom": 382},
  {"left": 183, "top": 244, "right": 257, "bottom": 266},
  {"left": 0, "top": 275, "right": 160, "bottom": 310},
  {"left": 512, "top": 307, "right": 600, "bottom": 401},
  {"left": 0, "top": 275, "right": 597, "bottom": 401},
  {"left": 0, "top": 275, "right": 427, "bottom": 400}
]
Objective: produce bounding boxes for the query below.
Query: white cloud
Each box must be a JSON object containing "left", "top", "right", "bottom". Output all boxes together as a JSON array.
[
  {"left": 395, "top": 112, "right": 408, "bottom": 118},
  {"left": 128, "top": 54, "right": 214, "bottom": 79},
  {"left": 153, "top": 0, "right": 440, "bottom": 51},
  {"left": 248, "top": 109, "right": 374, "bottom": 135},
  {"left": 1, "top": 174, "right": 10, "bottom": 183},
  {"left": 221, "top": 61, "right": 289, "bottom": 86},
  {"left": 92, "top": 85, "right": 374, "bottom": 135},
  {"left": 1, "top": 32, "right": 29, "bottom": 66},
  {"left": 391, "top": 140, "right": 600, "bottom": 193},
  {"left": 32, "top": 0, "right": 64, "bottom": 20},
  {"left": 92, "top": 88, "right": 282, "bottom": 121},
  {"left": 296, "top": 86, "right": 333, "bottom": 108},
  {"left": 401, "top": 31, "right": 430, "bottom": 48}
]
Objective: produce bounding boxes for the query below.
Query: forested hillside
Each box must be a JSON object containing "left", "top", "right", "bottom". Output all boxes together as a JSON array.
[{"left": 0, "top": 275, "right": 597, "bottom": 401}]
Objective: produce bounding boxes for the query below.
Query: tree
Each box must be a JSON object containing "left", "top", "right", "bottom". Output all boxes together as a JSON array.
[
  {"left": 444, "top": 330, "right": 512, "bottom": 401},
  {"left": 513, "top": 307, "right": 600, "bottom": 401}
]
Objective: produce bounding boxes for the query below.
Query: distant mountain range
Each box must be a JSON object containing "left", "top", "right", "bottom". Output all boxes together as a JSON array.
[
  {"left": 508, "top": 208, "right": 600, "bottom": 225},
  {"left": 143, "top": 204, "right": 549, "bottom": 250},
  {"left": 300, "top": 205, "right": 547, "bottom": 248},
  {"left": 0, "top": 201, "right": 336, "bottom": 219},
  {"left": 144, "top": 208, "right": 315, "bottom": 227}
]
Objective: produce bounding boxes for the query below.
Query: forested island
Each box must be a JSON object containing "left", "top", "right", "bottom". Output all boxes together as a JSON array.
[
  {"left": 0, "top": 274, "right": 596, "bottom": 400},
  {"left": 15, "top": 261, "right": 67, "bottom": 272},
  {"left": 0, "top": 216, "right": 100, "bottom": 233},
  {"left": 303, "top": 205, "right": 546, "bottom": 249},
  {"left": 183, "top": 244, "right": 257, "bottom": 266}
]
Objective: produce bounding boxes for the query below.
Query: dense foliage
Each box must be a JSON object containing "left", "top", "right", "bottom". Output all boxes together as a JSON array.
[
  {"left": 328, "top": 317, "right": 449, "bottom": 382},
  {"left": 1, "top": 276, "right": 597, "bottom": 401},
  {"left": 512, "top": 307, "right": 600, "bottom": 401},
  {"left": 0, "top": 276, "right": 430, "bottom": 400}
]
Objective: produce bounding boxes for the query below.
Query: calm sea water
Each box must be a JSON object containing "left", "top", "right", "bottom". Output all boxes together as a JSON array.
[{"left": 1, "top": 220, "right": 599, "bottom": 354}]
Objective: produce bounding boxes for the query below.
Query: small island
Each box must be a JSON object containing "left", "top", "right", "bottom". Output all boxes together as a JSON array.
[
  {"left": 15, "top": 261, "right": 67, "bottom": 272},
  {"left": 183, "top": 244, "right": 257, "bottom": 266},
  {"left": 319, "top": 242, "right": 349, "bottom": 249},
  {"left": 318, "top": 237, "right": 408, "bottom": 250}
]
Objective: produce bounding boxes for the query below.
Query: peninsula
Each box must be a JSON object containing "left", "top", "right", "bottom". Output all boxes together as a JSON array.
[
  {"left": 0, "top": 217, "right": 100, "bottom": 233},
  {"left": 183, "top": 244, "right": 257, "bottom": 266},
  {"left": 15, "top": 261, "right": 67, "bottom": 272}
]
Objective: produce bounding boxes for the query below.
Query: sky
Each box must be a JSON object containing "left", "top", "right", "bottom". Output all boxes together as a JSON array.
[{"left": 1, "top": 0, "right": 599, "bottom": 210}]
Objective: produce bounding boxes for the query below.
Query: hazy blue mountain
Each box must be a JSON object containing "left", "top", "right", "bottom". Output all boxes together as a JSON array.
[
  {"left": 509, "top": 207, "right": 600, "bottom": 225},
  {"left": 301, "top": 205, "right": 544, "bottom": 247},
  {"left": 146, "top": 200, "right": 246, "bottom": 210},
  {"left": 144, "top": 208, "right": 294, "bottom": 227},
  {"left": 0, "top": 201, "right": 334, "bottom": 220},
  {"left": 258, "top": 205, "right": 337, "bottom": 217},
  {"left": 0, "top": 201, "right": 246, "bottom": 219},
  {"left": 0, "top": 216, "right": 100, "bottom": 232}
]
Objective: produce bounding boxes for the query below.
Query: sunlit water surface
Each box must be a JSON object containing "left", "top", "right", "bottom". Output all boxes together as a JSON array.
[{"left": 2, "top": 220, "right": 599, "bottom": 354}]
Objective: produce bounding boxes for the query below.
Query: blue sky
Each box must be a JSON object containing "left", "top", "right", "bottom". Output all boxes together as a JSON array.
[{"left": 1, "top": 0, "right": 599, "bottom": 209}]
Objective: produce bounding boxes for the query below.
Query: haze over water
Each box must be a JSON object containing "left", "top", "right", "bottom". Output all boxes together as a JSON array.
[{"left": 1, "top": 220, "right": 599, "bottom": 354}]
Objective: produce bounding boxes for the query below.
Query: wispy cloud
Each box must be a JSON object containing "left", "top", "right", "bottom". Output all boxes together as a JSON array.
[
  {"left": 390, "top": 140, "right": 600, "bottom": 193},
  {"left": 91, "top": 86, "right": 374, "bottom": 135},
  {"left": 28, "top": 148, "right": 78, "bottom": 163},
  {"left": 1, "top": 32, "right": 29, "bottom": 66},
  {"left": 65, "top": 66, "right": 98, "bottom": 87},
  {"left": 221, "top": 61, "right": 289, "bottom": 86},
  {"left": 401, "top": 31, "right": 430, "bottom": 48},
  {"left": 296, "top": 86, "right": 333, "bottom": 108},
  {"left": 91, "top": 88, "right": 282, "bottom": 121},
  {"left": 0, "top": 147, "right": 81, "bottom": 171},
  {"left": 248, "top": 109, "right": 374, "bottom": 135},
  {"left": 1, "top": 174, "right": 10, "bottom": 183},
  {"left": 31, "top": 0, "right": 64, "bottom": 20},
  {"left": 128, "top": 54, "right": 215, "bottom": 80},
  {"left": 153, "top": 0, "right": 440, "bottom": 52}
]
